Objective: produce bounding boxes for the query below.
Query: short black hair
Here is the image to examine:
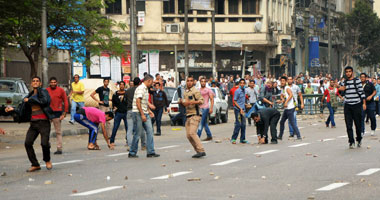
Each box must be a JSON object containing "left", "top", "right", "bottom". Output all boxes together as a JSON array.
[
  {"left": 320, "top": 80, "right": 324, "bottom": 85},
  {"left": 249, "top": 80, "right": 255, "bottom": 83},
  {"left": 103, "top": 78, "right": 110, "bottom": 82},
  {"left": 105, "top": 111, "right": 114, "bottom": 119},
  {"left": 360, "top": 73, "right": 367, "bottom": 77},
  {"left": 251, "top": 113, "right": 259, "bottom": 118},
  {"left": 133, "top": 77, "right": 141, "bottom": 86},
  {"left": 143, "top": 72, "right": 148, "bottom": 76},
  {"left": 119, "top": 81, "right": 126, "bottom": 86},
  {"left": 345, "top": 66, "right": 353, "bottom": 71},
  {"left": 49, "top": 77, "right": 57, "bottom": 82},
  {"left": 154, "top": 82, "right": 160, "bottom": 86},
  {"left": 32, "top": 76, "right": 41, "bottom": 81},
  {"left": 239, "top": 79, "right": 245, "bottom": 83},
  {"left": 280, "top": 76, "right": 287, "bottom": 81},
  {"left": 155, "top": 73, "right": 160, "bottom": 77},
  {"left": 74, "top": 74, "right": 80, "bottom": 78}
]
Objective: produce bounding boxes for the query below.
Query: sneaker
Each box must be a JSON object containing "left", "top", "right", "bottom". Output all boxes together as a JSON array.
[
  {"left": 128, "top": 154, "right": 138, "bottom": 158},
  {"left": 147, "top": 153, "right": 160, "bottom": 158},
  {"left": 361, "top": 132, "right": 366, "bottom": 137},
  {"left": 357, "top": 141, "right": 362, "bottom": 148},
  {"left": 289, "top": 135, "right": 294, "bottom": 138},
  {"left": 54, "top": 150, "right": 62, "bottom": 155},
  {"left": 202, "top": 137, "right": 213, "bottom": 141},
  {"left": 69, "top": 120, "right": 74, "bottom": 125},
  {"left": 277, "top": 136, "right": 282, "bottom": 141},
  {"left": 192, "top": 152, "right": 206, "bottom": 158},
  {"left": 231, "top": 139, "right": 236, "bottom": 144},
  {"left": 240, "top": 140, "right": 249, "bottom": 144},
  {"left": 154, "top": 133, "right": 161, "bottom": 136},
  {"left": 371, "top": 130, "right": 375, "bottom": 136},
  {"left": 349, "top": 143, "right": 355, "bottom": 149},
  {"left": 270, "top": 141, "right": 278, "bottom": 144},
  {"left": 296, "top": 137, "right": 302, "bottom": 141}
]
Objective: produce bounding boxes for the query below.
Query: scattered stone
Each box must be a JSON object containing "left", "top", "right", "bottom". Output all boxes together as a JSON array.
[
  {"left": 253, "top": 165, "right": 257, "bottom": 168},
  {"left": 5, "top": 146, "right": 10, "bottom": 149},
  {"left": 306, "top": 153, "right": 312, "bottom": 156},
  {"left": 360, "top": 178, "right": 366, "bottom": 182},
  {"left": 123, "top": 185, "right": 127, "bottom": 189},
  {"left": 124, "top": 176, "right": 128, "bottom": 180},
  {"left": 367, "top": 146, "right": 371, "bottom": 149},
  {"left": 44, "top": 180, "right": 53, "bottom": 185},
  {"left": 261, "top": 176, "right": 266, "bottom": 180},
  {"left": 307, "top": 196, "right": 315, "bottom": 200},
  {"left": 72, "top": 189, "right": 78, "bottom": 194},
  {"left": 256, "top": 155, "right": 261, "bottom": 158},
  {"left": 287, "top": 184, "right": 291, "bottom": 187},
  {"left": 160, "top": 194, "right": 168, "bottom": 198},
  {"left": 209, "top": 172, "right": 214, "bottom": 175},
  {"left": 1, "top": 172, "right": 6, "bottom": 176},
  {"left": 168, "top": 174, "right": 174, "bottom": 178},
  {"left": 229, "top": 195, "right": 235, "bottom": 198},
  {"left": 68, "top": 174, "right": 73, "bottom": 177},
  {"left": 106, "top": 176, "right": 111, "bottom": 181},
  {"left": 313, "top": 155, "right": 318, "bottom": 158},
  {"left": 214, "top": 176, "right": 220, "bottom": 180},
  {"left": 187, "top": 178, "right": 201, "bottom": 181},
  {"left": 162, "top": 164, "right": 166, "bottom": 167},
  {"left": 368, "top": 183, "right": 372, "bottom": 187},
  {"left": 28, "top": 178, "right": 35, "bottom": 182},
  {"left": 175, "top": 160, "right": 180, "bottom": 162},
  {"left": 215, "top": 140, "right": 222, "bottom": 143}
]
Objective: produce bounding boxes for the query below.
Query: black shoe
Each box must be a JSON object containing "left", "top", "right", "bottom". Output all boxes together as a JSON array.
[
  {"left": 192, "top": 152, "right": 206, "bottom": 158},
  {"left": 170, "top": 121, "right": 175, "bottom": 126},
  {"left": 277, "top": 137, "right": 282, "bottom": 140},
  {"left": 128, "top": 154, "right": 139, "bottom": 158},
  {"left": 357, "top": 141, "right": 362, "bottom": 148},
  {"left": 54, "top": 150, "right": 62, "bottom": 155},
  {"left": 154, "top": 133, "right": 161, "bottom": 136},
  {"left": 349, "top": 143, "right": 355, "bottom": 149},
  {"left": 296, "top": 137, "right": 302, "bottom": 140},
  {"left": 270, "top": 141, "right": 278, "bottom": 144},
  {"left": 147, "top": 153, "right": 160, "bottom": 158},
  {"left": 289, "top": 135, "right": 294, "bottom": 138},
  {"left": 202, "top": 137, "right": 213, "bottom": 141}
]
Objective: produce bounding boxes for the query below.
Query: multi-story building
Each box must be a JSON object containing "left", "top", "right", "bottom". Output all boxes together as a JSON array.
[{"left": 98, "top": 0, "right": 295, "bottom": 79}]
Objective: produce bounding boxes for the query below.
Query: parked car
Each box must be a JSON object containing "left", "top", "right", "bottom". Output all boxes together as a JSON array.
[
  {"left": 0, "top": 78, "right": 29, "bottom": 121},
  {"left": 164, "top": 87, "right": 176, "bottom": 105}
]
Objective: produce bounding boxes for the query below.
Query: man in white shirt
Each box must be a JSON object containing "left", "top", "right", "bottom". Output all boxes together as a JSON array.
[{"left": 287, "top": 77, "right": 304, "bottom": 137}]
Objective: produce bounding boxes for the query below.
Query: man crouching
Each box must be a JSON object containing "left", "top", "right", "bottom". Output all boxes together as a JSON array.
[{"left": 251, "top": 108, "right": 281, "bottom": 144}]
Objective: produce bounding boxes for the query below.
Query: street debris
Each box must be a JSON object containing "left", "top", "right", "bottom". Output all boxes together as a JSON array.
[
  {"left": 175, "top": 160, "right": 180, "bottom": 162},
  {"left": 209, "top": 172, "right": 215, "bottom": 175},
  {"left": 106, "top": 176, "right": 111, "bottom": 181},
  {"left": 172, "top": 128, "right": 181, "bottom": 131},
  {"left": 229, "top": 195, "right": 235, "bottom": 198},
  {"left": 68, "top": 174, "right": 73, "bottom": 177},
  {"left": 306, "top": 153, "right": 312, "bottom": 156},
  {"left": 123, "top": 185, "right": 127, "bottom": 189},
  {"left": 261, "top": 176, "right": 266, "bottom": 180},
  {"left": 1, "top": 172, "right": 6, "bottom": 176},
  {"left": 215, "top": 140, "right": 222, "bottom": 143},
  {"left": 214, "top": 176, "right": 220, "bottom": 180},
  {"left": 360, "top": 178, "right": 366, "bottom": 182},
  {"left": 28, "top": 178, "right": 35, "bottom": 182},
  {"left": 5, "top": 146, "right": 10, "bottom": 149},
  {"left": 44, "top": 180, "right": 53, "bottom": 185},
  {"left": 161, "top": 164, "right": 166, "bottom": 167},
  {"left": 367, "top": 146, "right": 371, "bottom": 149},
  {"left": 124, "top": 176, "right": 128, "bottom": 180},
  {"left": 160, "top": 194, "right": 168, "bottom": 198},
  {"left": 72, "top": 189, "right": 78, "bottom": 194},
  {"left": 313, "top": 155, "right": 318, "bottom": 158},
  {"left": 187, "top": 178, "right": 201, "bottom": 181},
  {"left": 168, "top": 174, "right": 174, "bottom": 178},
  {"left": 307, "top": 196, "right": 315, "bottom": 200}
]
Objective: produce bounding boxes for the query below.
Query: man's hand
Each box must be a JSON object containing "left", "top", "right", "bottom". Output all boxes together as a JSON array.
[
  {"left": 240, "top": 109, "right": 245, "bottom": 115},
  {"left": 301, "top": 104, "right": 304, "bottom": 110},
  {"left": 149, "top": 111, "right": 154, "bottom": 118},
  {"left": 141, "top": 114, "right": 147, "bottom": 122},
  {"left": 24, "top": 98, "right": 29, "bottom": 103},
  {"left": 59, "top": 113, "right": 66, "bottom": 121},
  {"left": 366, "top": 96, "right": 372, "bottom": 101},
  {"left": 284, "top": 103, "right": 288, "bottom": 108},
  {"left": 363, "top": 104, "right": 367, "bottom": 111},
  {"left": 5, "top": 106, "right": 14, "bottom": 112},
  {"left": 0, "top": 128, "right": 5, "bottom": 135},
  {"left": 209, "top": 108, "right": 213, "bottom": 114},
  {"left": 99, "top": 100, "right": 104, "bottom": 104}
]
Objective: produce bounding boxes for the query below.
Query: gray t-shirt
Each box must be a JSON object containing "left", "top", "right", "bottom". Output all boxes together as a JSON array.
[
  {"left": 245, "top": 87, "right": 259, "bottom": 104},
  {"left": 290, "top": 84, "right": 301, "bottom": 105}
]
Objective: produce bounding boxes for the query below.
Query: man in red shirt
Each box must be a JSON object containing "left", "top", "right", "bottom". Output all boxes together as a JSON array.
[
  {"left": 229, "top": 81, "right": 240, "bottom": 107},
  {"left": 321, "top": 79, "right": 344, "bottom": 128},
  {"left": 46, "top": 77, "right": 69, "bottom": 155}
]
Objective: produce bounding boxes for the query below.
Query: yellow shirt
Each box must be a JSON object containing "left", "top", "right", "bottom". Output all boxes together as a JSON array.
[{"left": 71, "top": 81, "right": 85, "bottom": 102}]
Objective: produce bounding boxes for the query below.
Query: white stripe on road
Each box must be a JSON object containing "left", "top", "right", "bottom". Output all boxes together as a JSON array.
[
  {"left": 201, "top": 141, "right": 211, "bottom": 144},
  {"left": 337, "top": 135, "right": 348, "bottom": 138},
  {"left": 357, "top": 168, "right": 380, "bottom": 176},
  {"left": 249, "top": 135, "right": 258, "bottom": 138},
  {"left": 316, "top": 182, "right": 349, "bottom": 191},
  {"left": 211, "top": 159, "right": 242, "bottom": 166},
  {"left": 151, "top": 171, "right": 193, "bottom": 180},
  {"left": 299, "top": 127, "right": 305, "bottom": 130},
  {"left": 319, "top": 138, "right": 335, "bottom": 142},
  {"left": 288, "top": 143, "right": 310, "bottom": 148},
  {"left": 156, "top": 145, "right": 180, "bottom": 150},
  {"left": 107, "top": 152, "right": 129, "bottom": 157},
  {"left": 41, "top": 160, "right": 83, "bottom": 167},
  {"left": 254, "top": 150, "right": 278, "bottom": 155},
  {"left": 70, "top": 186, "right": 123, "bottom": 196}
]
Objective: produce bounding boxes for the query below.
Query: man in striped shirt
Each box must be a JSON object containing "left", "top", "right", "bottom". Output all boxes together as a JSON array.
[{"left": 339, "top": 66, "right": 367, "bottom": 149}]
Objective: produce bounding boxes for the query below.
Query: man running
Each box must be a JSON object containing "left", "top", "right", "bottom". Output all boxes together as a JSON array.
[
  {"left": 197, "top": 77, "right": 214, "bottom": 141},
  {"left": 5, "top": 76, "right": 54, "bottom": 172},
  {"left": 91, "top": 78, "right": 112, "bottom": 137},
  {"left": 74, "top": 107, "right": 114, "bottom": 150},
  {"left": 287, "top": 76, "right": 304, "bottom": 138},
  {"left": 339, "top": 66, "right": 366, "bottom": 148},
  {"left": 46, "top": 77, "right": 69, "bottom": 155},
  {"left": 110, "top": 81, "right": 128, "bottom": 150},
  {"left": 231, "top": 79, "right": 249, "bottom": 144},
  {"left": 360, "top": 73, "right": 376, "bottom": 136},
  {"left": 69, "top": 74, "right": 85, "bottom": 124},
  {"left": 251, "top": 108, "right": 281, "bottom": 144}
]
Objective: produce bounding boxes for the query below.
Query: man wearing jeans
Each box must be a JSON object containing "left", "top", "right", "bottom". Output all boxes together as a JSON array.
[
  {"left": 278, "top": 76, "right": 302, "bottom": 140},
  {"left": 152, "top": 82, "right": 169, "bottom": 136},
  {"left": 69, "top": 74, "right": 84, "bottom": 124},
  {"left": 287, "top": 76, "right": 304, "bottom": 138},
  {"left": 360, "top": 73, "right": 376, "bottom": 136},
  {"left": 129, "top": 75, "right": 160, "bottom": 158},
  {"left": 109, "top": 81, "right": 128, "bottom": 150},
  {"left": 245, "top": 80, "right": 259, "bottom": 126},
  {"left": 197, "top": 77, "right": 214, "bottom": 141},
  {"left": 91, "top": 78, "right": 112, "bottom": 137},
  {"left": 231, "top": 79, "right": 249, "bottom": 144}
]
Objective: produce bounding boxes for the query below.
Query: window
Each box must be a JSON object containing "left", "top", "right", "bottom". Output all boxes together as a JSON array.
[
  {"left": 215, "top": 0, "right": 225, "bottom": 14},
  {"left": 197, "top": 18, "right": 208, "bottom": 22},
  {"left": 106, "top": 0, "right": 122, "bottom": 14},
  {"left": 178, "top": 0, "right": 193, "bottom": 14},
  {"left": 229, "top": 18, "right": 239, "bottom": 22},
  {"left": 242, "top": 0, "right": 258, "bottom": 14},
  {"left": 197, "top": 10, "right": 207, "bottom": 15},
  {"left": 228, "top": 0, "right": 238, "bottom": 14},
  {"left": 126, "top": 0, "right": 130, "bottom": 14},
  {"left": 136, "top": 0, "right": 145, "bottom": 12},
  {"left": 163, "top": 0, "right": 175, "bottom": 14}
]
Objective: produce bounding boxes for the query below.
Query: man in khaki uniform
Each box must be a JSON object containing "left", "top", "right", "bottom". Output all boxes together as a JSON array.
[{"left": 180, "top": 76, "right": 206, "bottom": 158}]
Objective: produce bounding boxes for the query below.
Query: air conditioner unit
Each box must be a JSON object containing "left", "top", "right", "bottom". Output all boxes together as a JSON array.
[
  {"left": 166, "top": 24, "right": 180, "bottom": 33},
  {"left": 277, "top": 22, "right": 282, "bottom": 31}
]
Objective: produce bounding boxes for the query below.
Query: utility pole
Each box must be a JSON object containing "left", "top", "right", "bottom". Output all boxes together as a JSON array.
[
  {"left": 130, "top": 0, "right": 137, "bottom": 78},
  {"left": 242, "top": 47, "right": 248, "bottom": 78},
  {"left": 211, "top": 8, "right": 216, "bottom": 78},
  {"left": 41, "top": 0, "right": 48, "bottom": 87},
  {"left": 327, "top": 0, "right": 332, "bottom": 74},
  {"left": 174, "top": 45, "right": 178, "bottom": 87},
  {"left": 304, "top": 8, "right": 309, "bottom": 74},
  {"left": 184, "top": 0, "right": 189, "bottom": 77}
]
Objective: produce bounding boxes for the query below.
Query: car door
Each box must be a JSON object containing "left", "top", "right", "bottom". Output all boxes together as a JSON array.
[{"left": 218, "top": 89, "right": 228, "bottom": 113}]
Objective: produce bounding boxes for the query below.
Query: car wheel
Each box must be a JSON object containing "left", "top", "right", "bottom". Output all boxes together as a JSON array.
[
  {"left": 216, "top": 111, "right": 221, "bottom": 124},
  {"left": 210, "top": 114, "right": 216, "bottom": 125},
  {"left": 221, "top": 110, "right": 228, "bottom": 123}
]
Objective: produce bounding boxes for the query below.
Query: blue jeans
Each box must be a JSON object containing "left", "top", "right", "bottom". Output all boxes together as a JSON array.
[
  {"left": 70, "top": 101, "right": 84, "bottom": 121},
  {"left": 130, "top": 112, "right": 155, "bottom": 155},
  {"left": 231, "top": 108, "right": 246, "bottom": 141},
  {"left": 288, "top": 110, "right": 298, "bottom": 136},
  {"left": 171, "top": 105, "right": 186, "bottom": 125},
  {"left": 126, "top": 110, "right": 140, "bottom": 147},
  {"left": 326, "top": 103, "right": 336, "bottom": 127},
  {"left": 152, "top": 107, "right": 164, "bottom": 133},
  {"left": 279, "top": 108, "right": 301, "bottom": 139},
  {"left": 362, "top": 101, "right": 376, "bottom": 133},
  {"left": 305, "top": 99, "right": 314, "bottom": 114},
  {"left": 110, "top": 112, "right": 127, "bottom": 144},
  {"left": 197, "top": 108, "right": 212, "bottom": 138},
  {"left": 74, "top": 114, "right": 98, "bottom": 144}
]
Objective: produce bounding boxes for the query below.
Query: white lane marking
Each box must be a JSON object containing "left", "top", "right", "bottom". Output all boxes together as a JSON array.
[
  {"left": 312, "top": 124, "right": 319, "bottom": 126},
  {"left": 337, "top": 135, "right": 348, "bottom": 138},
  {"left": 254, "top": 150, "right": 278, "bottom": 155},
  {"left": 357, "top": 168, "right": 380, "bottom": 176},
  {"left": 41, "top": 160, "right": 83, "bottom": 167},
  {"left": 249, "top": 135, "right": 258, "bottom": 138},
  {"left": 151, "top": 171, "right": 193, "bottom": 180},
  {"left": 316, "top": 182, "right": 349, "bottom": 191},
  {"left": 70, "top": 186, "right": 123, "bottom": 196},
  {"left": 299, "top": 127, "right": 305, "bottom": 130},
  {"left": 201, "top": 141, "right": 211, "bottom": 144},
  {"left": 211, "top": 159, "right": 242, "bottom": 166},
  {"left": 107, "top": 152, "right": 129, "bottom": 157},
  {"left": 319, "top": 138, "right": 335, "bottom": 142},
  {"left": 156, "top": 145, "right": 180, "bottom": 150},
  {"left": 288, "top": 143, "right": 310, "bottom": 148}
]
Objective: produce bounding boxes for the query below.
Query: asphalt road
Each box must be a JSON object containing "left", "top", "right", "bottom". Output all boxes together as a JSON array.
[{"left": 1, "top": 113, "right": 380, "bottom": 200}]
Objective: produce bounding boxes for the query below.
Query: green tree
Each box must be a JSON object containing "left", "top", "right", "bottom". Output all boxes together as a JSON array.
[
  {"left": 337, "top": 0, "right": 380, "bottom": 71},
  {"left": 0, "top": 0, "right": 126, "bottom": 78}
]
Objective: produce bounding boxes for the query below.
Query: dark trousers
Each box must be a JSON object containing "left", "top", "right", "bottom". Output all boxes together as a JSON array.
[
  {"left": 172, "top": 106, "right": 186, "bottom": 125},
  {"left": 231, "top": 108, "right": 246, "bottom": 141},
  {"left": 344, "top": 103, "right": 363, "bottom": 144},
  {"left": 25, "top": 120, "right": 51, "bottom": 167},
  {"left": 152, "top": 107, "right": 164, "bottom": 133},
  {"left": 279, "top": 108, "right": 301, "bottom": 139},
  {"left": 362, "top": 101, "right": 376, "bottom": 133},
  {"left": 110, "top": 112, "right": 128, "bottom": 143},
  {"left": 376, "top": 101, "right": 379, "bottom": 115},
  {"left": 247, "top": 103, "right": 255, "bottom": 125},
  {"left": 269, "top": 113, "right": 281, "bottom": 141}
]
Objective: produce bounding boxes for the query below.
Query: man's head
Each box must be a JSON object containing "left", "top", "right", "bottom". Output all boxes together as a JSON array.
[
  {"left": 105, "top": 111, "right": 114, "bottom": 121},
  {"left": 307, "top": 81, "right": 311, "bottom": 87},
  {"left": 154, "top": 82, "right": 160, "bottom": 90},
  {"left": 186, "top": 76, "right": 195, "bottom": 88},
  {"left": 103, "top": 78, "right": 110, "bottom": 87},
  {"left": 377, "top": 78, "right": 380, "bottom": 84},
  {"left": 251, "top": 113, "right": 260, "bottom": 123},
  {"left": 330, "top": 79, "right": 335, "bottom": 87},
  {"left": 249, "top": 80, "right": 255, "bottom": 88},
  {"left": 49, "top": 77, "right": 58, "bottom": 89},
  {"left": 230, "top": 76, "right": 234, "bottom": 82},
  {"left": 119, "top": 81, "right": 126, "bottom": 90},
  {"left": 239, "top": 79, "right": 245, "bottom": 88},
  {"left": 280, "top": 76, "right": 287, "bottom": 87},
  {"left": 319, "top": 80, "right": 324, "bottom": 86},
  {"left": 143, "top": 74, "right": 154, "bottom": 87},
  {"left": 133, "top": 77, "right": 141, "bottom": 86},
  {"left": 74, "top": 74, "right": 80, "bottom": 83},
  {"left": 211, "top": 80, "right": 217, "bottom": 87},
  {"left": 200, "top": 78, "right": 207, "bottom": 88},
  {"left": 287, "top": 76, "right": 293, "bottom": 86},
  {"left": 31, "top": 76, "right": 42, "bottom": 89},
  {"left": 345, "top": 66, "right": 354, "bottom": 79},
  {"left": 155, "top": 73, "right": 160, "bottom": 79},
  {"left": 360, "top": 73, "right": 367, "bottom": 83}
]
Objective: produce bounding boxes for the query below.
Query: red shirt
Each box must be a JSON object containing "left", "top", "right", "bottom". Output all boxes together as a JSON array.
[
  {"left": 46, "top": 86, "right": 69, "bottom": 112},
  {"left": 323, "top": 87, "right": 339, "bottom": 103},
  {"left": 229, "top": 86, "right": 239, "bottom": 106}
]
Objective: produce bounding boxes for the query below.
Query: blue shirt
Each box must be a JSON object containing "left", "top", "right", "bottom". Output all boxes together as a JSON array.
[
  {"left": 234, "top": 87, "right": 246, "bottom": 111},
  {"left": 375, "top": 84, "right": 380, "bottom": 98}
]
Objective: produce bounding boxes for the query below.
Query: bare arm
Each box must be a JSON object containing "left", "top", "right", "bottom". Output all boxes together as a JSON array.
[
  {"left": 209, "top": 93, "right": 214, "bottom": 113},
  {"left": 100, "top": 123, "right": 110, "bottom": 147},
  {"left": 90, "top": 91, "right": 100, "bottom": 103},
  {"left": 284, "top": 88, "right": 293, "bottom": 107}
]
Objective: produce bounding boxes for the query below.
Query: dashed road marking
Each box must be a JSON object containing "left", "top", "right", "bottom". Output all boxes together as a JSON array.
[
  {"left": 41, "top": 160, "right": 83, "bottom": 167},
  {"left": 249, "top": 135, "right": 258, "bottom": 138},
  {"left": 156, "top": 145, "right": 180, "bottom": 150},
  {"left": 337, "top": 135, "right": 348, "bottom": 138},
  {"left": 288, "top": 143, "right": 310, "bottom": 148},
  {"left": 299, "top": 127, "right": 305, "bottom": 130},
  {"left": 254, "top": 150, "right": 278, "bottom": 155},
  {"left": 211, "top": 159, "right": 242, "bottom": 166},
  {"left": 151, "top": 171, "right": 193, "bottom": 180},
  {"left": 70, "top": 186, "right": 123, "bottom": 196},
  {"left": 316, "top": 182, "right": 349, "bottom": 191},
  {"left": 357, "top": 168, "right": 380, "bottom": 176},
  {"left": 107, "top": 152, "right": 129, "bottom": 157},
  {"left": 319, "top": 138, "right": 335, "bottom": 142},
  {"left": 201, "top": 141, "right": 211, "bottom": 144}
]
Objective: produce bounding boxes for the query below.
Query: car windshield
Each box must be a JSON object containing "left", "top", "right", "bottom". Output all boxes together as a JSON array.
[
  {"left": 0, "top": 81, "right": 16, "bottom": 92},
  {"left": 173, "top": 91, "right": 178, "bottom": 102}
]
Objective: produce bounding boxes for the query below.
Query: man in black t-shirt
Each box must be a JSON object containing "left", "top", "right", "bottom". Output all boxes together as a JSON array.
[
  {"left": 109, "top": 81, "right": 128, "bottom": 149},
  {"left": 360, "top": 73, "right": 377, "bottom": 136},
  {"left": 91, "top": 78, "right": 112, "bottom": 137}
]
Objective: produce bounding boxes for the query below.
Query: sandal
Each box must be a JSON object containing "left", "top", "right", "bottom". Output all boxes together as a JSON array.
[{"left": 88, "top": 145, "right": 101, "bottom": 150}]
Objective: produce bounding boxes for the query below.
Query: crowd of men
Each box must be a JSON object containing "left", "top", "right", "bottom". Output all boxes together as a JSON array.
[{"left": 3, "top": 66, "right": 379, "bottom": 172}]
